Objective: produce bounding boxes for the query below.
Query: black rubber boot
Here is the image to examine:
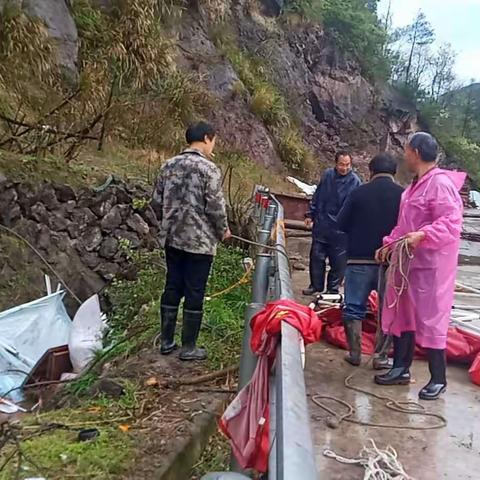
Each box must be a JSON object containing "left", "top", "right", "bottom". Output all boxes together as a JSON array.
[
  {"left": 419, "top": 348, "right": 447, "bottom": 400},
  {"left": 160, "top": 305, "right": 178, "bottom": 355},
  {"left": 302, "top": 286, "right": 319, "bottom": 296},
  {"left": 402, "top": 331, "right": 416, "bottom": 369},
  {"left": 374, "top": 367, "right": 411, "bottom": 385},
  {"left": 343, "top": 319, "right": 362, "bottom": 366},
  {"left": 179, "top": 309, "right": 207, "bottom": 361},
  {"left": 374, "top": 332, "right": 414, "bottom": 385}
]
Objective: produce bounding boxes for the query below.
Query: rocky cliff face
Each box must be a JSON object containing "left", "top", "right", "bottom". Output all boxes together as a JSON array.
[
  {"left": 1, "top": 0, "right": 419, "bottom": 178},
  {"left": 0, "top": 0, "right": 421, "bottom": 310},
  {"left": 174, "top": 1, "right": 419, "bottom": 176}
]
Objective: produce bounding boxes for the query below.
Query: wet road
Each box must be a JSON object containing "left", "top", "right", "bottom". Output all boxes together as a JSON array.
[
  {"left": 291, "top": 259, "right": 480, "bottom": 479},
  {"left": 304, "top": 343, "right": 480, "bottom": 480}
]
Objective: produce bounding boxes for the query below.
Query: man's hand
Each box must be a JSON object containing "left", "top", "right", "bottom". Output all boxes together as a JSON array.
[
  {"left": 375, "top": 246, "right": 390, "bottom": 264},
  {"left": 223, "top": 228, "right": 232, "bottom": 241},
  {"left": 304, "top": 218, "right": 313, "bottom": 229},
  {"left": 405, "top": 231, "right": 426, "bottom": 249}
]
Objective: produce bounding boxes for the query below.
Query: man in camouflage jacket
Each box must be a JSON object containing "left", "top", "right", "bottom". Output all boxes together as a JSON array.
[{"left": 151, "top": 121, "right": 229, "bottom": 361}]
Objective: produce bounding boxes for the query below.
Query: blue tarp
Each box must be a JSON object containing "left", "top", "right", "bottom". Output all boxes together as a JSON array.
[{"left": 0, "top": 291, "right": 72, "bottom": 401}]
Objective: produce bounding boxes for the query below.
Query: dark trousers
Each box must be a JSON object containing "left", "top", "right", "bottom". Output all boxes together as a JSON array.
[
  {"left": 393, "top": 332, "right": 446, "bottom": 383},
  {"left": 161, "top": 246, "right": 213, "bottom": 312},
  {"left": 309, "top": 234, "right": 347, "bottom": 293},
  {"left": 392, "top": 331, "right": 416, "bottom": 369}
]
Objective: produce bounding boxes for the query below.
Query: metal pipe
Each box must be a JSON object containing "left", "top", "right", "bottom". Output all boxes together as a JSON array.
[
  {"left": 275, "top": 322, "right": 317, "bottom": 480},
  {"left": 257, "top": 228, "right": 271, "bottom": 246},
  {"left": 238, "top": 303, "right": 264, "bottom": 390},
  {"left": 262, "top": 204, "right": 277, "bottom": 236},
  {"left": 269, "top": 194, "right": 317, "bottom": 480},
  {"left": 230, "top": 304, "right": 264, "bottom": 474},
  {"left": 252, "top": 253, "right": 271, "bottom": 304},
  {"left": 202, "top": 473, "right": 250, "bottom": 479}
]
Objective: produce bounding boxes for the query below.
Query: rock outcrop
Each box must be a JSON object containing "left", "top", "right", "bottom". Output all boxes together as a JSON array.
[
  {"left": 174, "top": 1, "right": 418, "bottom": 177},
  {"left": 0, "top": 0, "right": 79, "bottom": 82},
  {"left": 2, "top": 0, "right": 418, "bottom": 175}
]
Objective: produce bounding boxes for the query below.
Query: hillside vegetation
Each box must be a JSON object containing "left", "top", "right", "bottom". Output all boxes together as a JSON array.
[{"left": 0, "top": 0, "right": 422, "bottom": 185}]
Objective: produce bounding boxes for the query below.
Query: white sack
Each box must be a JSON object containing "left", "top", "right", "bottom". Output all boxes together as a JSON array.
[{"left": 69, "top": 294, "right": 104, "bottom": 373}]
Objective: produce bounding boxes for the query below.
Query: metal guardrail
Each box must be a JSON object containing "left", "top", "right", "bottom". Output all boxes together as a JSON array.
[
  {"left": 203, "top": 187, "right": 317, "bottom": 480},
  {"left": 267, "top": 192, "right": 317, "bottom": 480}
]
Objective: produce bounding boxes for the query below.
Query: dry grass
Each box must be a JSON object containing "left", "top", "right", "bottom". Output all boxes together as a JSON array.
[
  {"left": 0, "top": 5, "right": 57, "bottom": 86},
  {"left": 0, "top": 0, "right": 211, "bottom": 162},
  {"left": 211, "top": 22, "right": 314, "bottom": 174}
]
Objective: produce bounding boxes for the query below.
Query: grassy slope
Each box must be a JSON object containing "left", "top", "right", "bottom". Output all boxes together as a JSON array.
[{"left": 0, "top": 246, "right": 250, "bottom": 478}]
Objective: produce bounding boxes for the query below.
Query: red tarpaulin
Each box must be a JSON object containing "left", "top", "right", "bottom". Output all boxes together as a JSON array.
[{"left": 319, "top": 292, "right": 480, "bottom": 386}]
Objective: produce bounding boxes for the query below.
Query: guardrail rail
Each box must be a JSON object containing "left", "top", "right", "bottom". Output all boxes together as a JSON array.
[{"left": 203, "top": 186, "right": 317, "bottom": 480}]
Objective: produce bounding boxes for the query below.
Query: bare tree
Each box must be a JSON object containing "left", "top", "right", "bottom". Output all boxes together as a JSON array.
[
  {"left": 397, "top": 10, "right": 435, "bottom": 85},
  {"left": 429, "top": 43, "right": 457, "bottom": 99}
]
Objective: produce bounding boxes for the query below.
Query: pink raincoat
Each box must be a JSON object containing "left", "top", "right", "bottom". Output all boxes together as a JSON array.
[{"left": 382, "top": 168, "right": 466, "bottom": 349}]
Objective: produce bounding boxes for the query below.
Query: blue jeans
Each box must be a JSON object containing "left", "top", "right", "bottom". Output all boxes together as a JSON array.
[{"left": 343, "top": 264, "right": 379, "bottom": 321}]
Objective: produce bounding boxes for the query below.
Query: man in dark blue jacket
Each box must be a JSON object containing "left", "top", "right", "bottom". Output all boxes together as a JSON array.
[
  {"left": 337, "top": 153, "right": 403, "bottom": 367},
  {"left": 303, "top": 151, "right": 361, "bottom": 296}
]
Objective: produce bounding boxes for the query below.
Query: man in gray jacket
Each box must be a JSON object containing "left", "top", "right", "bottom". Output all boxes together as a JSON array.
[{"left": 151, "top": 121, "right": 230, "bottom": 361}]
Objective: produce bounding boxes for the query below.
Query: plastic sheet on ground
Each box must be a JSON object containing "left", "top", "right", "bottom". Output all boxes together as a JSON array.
[
  {"left": 0, "top": 291, "right": 72, "bottom": 401},
  {"left": 319, "top": 293, "right": 480, "bottom": 387}
]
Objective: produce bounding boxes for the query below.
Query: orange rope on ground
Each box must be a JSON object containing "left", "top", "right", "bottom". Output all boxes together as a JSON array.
[{"left": 205, "top": 264, "right": 252, "bottom": 301}]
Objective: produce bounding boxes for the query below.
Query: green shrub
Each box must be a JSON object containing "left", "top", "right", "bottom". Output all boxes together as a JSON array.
[
  {"left": 276, "top": 127, "right": 314, "bottom": 171},
  {"left": 250, "top": 85, "right": 289, "bottom": 126},
  {"left": 154, "top": 70, "right": 212, "bottom": 122},
  {"left": 283, "top": 0, "right": 323, "bottom": 22},
  {"left": 443, "top": 137, "right": 480, "bottom": 186},
  {"left": 283, "top": 0, "right": 390, "bottom": 81}
]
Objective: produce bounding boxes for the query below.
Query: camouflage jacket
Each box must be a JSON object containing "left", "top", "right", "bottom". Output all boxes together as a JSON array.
[{"left": 151, "top": 148, "right": 228, "bottom": 256}]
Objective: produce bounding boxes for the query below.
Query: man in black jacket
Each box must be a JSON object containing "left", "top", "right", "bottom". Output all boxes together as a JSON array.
[
  {"left": 303, "top": 152, "right": 361, "bottom": 296},
  {"left": 337, "top": 153, "right": 403, "bottom": 367}
]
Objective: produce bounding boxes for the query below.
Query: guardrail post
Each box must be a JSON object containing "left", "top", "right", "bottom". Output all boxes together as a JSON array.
[
  {"left": 257, "top": 228, "right": 271, "bottom": 246},
  {"left": 209, "top": 189, "right": 317, "bottom": 480},
  {"left": 202, "top": 473, "right": 250, "bottom": 479},
  {"left": 231, "top": 302, "right": 265, "bottom": 474},
  {"left": 263, "top": 204, "right": 277, "bottom": 233},
  {"left": 238, "top": 302, "right": 264, "bottom": 390},
  {"left": 252, "top": 253, "right": 271, "bottom": 304}
]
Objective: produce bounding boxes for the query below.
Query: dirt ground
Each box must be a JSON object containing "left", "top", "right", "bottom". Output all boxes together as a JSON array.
[
  {"left": 114, "top": 349, "right": 234, "bottom": 479},
  {"left": 291, "top": 256, "right": 480, "bottom": 480},
  {"left": 0, "top": 346, "right": 233, "bottom": 479}
]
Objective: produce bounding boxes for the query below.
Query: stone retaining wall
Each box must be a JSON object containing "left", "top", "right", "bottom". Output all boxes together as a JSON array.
[{"left": 0, "top": 176, "right": 159, "bottom": 310}]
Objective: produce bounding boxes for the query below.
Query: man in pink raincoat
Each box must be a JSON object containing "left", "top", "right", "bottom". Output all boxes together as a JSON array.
[{"left": 374, "top": 132, "right": 465, "bottom": 401}]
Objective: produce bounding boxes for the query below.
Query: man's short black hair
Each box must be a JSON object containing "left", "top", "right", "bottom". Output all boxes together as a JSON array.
[
  {"left": 369, "top": 153, "right": 397, "bottom": 176},
  {"left": 186, "top": 121, "right": 216, "bottom": 144},
  {"left": 408, "top": 132, "right": 438, "bottom": 162},
  {"left": 335, "top": 150, "right": 351, "bottom": 163}
]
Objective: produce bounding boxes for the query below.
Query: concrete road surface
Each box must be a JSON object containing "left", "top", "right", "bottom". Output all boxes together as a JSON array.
[{"left": 291, "top": 266, "right": 480, "bottom": 480}]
